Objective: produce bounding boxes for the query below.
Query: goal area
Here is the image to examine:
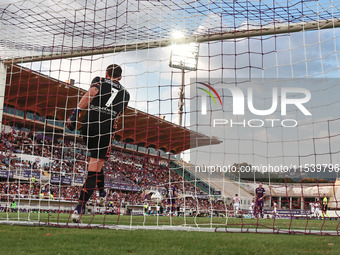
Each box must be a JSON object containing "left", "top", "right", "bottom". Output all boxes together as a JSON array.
[{"left": 1, "top": 0, "right": 340, "bottom": 235}]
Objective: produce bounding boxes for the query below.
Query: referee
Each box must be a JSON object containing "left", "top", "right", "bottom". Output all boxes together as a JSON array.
[
  {"left": 66, "top": 64, "right": 130, "bottom": 222},
  {"left": 322, "top": 193, "right": 331, "bottom": 219}
]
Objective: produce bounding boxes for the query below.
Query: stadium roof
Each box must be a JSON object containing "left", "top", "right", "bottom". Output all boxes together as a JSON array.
[{"left": 3, "top": 64, "right": 221, "bottom": 154}]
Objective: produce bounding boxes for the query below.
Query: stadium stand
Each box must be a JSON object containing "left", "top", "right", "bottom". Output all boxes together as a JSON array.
[
  {"left": 0, "top": 64, "right": 230, "bottom": 217},
  {"left": 0, "top": 123, "right": 228, "bottom": 216}
]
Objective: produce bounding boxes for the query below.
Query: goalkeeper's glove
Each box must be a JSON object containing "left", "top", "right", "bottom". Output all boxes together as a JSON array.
[{"left": 66, "top": 108, "right": 82, "bottom": 131}]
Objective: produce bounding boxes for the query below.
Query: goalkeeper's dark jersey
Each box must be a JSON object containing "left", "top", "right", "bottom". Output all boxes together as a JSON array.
[
  {"left": 82, "top": 76, "right": 130, "bottom": 128},
  {"left": 167, "top": 186, "right": 177, "bottom": 198},
  {"left": 255, "top": 187, "right": 265, "bottom": 199}
]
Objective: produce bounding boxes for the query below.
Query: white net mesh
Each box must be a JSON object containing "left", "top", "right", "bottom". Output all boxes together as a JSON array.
[{"left": 1, "top": 0, "right": 340, "bottom": 235}]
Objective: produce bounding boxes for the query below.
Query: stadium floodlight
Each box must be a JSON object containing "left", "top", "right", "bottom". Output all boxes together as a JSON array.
[
  {"left": 169, "top": 30, "right": 199, "bottom": 126},
  {"left": 169, "top": 42, "right": 199, "bottom": 71},
  {"left": 169, "top": 29, "right": 199, "bottom": 71},
  {"left": 171, "top": 30, "right": 185, "bottom": 41}
]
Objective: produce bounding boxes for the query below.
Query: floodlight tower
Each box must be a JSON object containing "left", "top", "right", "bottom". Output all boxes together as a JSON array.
[{"left": 169, "top": 31, "right": 199, "bottom": 126}]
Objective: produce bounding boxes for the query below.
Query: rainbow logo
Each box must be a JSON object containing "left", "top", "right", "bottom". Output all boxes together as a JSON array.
[{"left": 197, "top": 82, "right": 223, "bottom": 107}]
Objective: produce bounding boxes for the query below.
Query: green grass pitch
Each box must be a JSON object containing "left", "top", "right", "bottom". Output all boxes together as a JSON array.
[
  {"left": 0, "top": 213, "right": 340, "bottom": 254},
  {"left": 0, "top": 224, "right": 339, "bottom": 255}
]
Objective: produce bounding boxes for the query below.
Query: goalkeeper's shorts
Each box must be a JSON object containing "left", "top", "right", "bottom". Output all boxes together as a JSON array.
[
  {"left": 81, "top": 123, "right": 112, "bottom": 159},
  {"left": 255, "top": 200, "right": 264, "bottom": 208},
  {"left": 167, "top": 198, "right": 176, "bottom": 205}
]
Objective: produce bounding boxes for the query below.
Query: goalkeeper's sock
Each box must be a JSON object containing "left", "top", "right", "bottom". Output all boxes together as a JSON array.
[
  {"left": 74, "top": 204, "right": 84, "bottom": 215},
  {"left": 75, "top": 172, "right": 97, "bottom": 214}
]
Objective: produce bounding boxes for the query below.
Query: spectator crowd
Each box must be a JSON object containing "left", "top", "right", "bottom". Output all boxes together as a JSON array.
[{"left": 0, "top": 129, "right": 226, "bottom": 215}]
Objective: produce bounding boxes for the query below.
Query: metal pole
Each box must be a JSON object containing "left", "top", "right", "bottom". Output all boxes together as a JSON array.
[
  {"left": 238, "top": 170, "right": 241, "bottom": 201},
  {"left": 178, "top": 68, "right": 185, "bottom": 126},
  {"left": 0, "top": 63, "right": 7, "bottom": 133}
]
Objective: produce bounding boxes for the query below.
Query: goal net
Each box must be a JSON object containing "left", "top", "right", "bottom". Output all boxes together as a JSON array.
[{"left": 1, "top": 0, "right": 340, "bottom": 235}]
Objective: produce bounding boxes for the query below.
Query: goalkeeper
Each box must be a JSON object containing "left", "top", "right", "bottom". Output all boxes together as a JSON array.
[{"left": 66, "top": 64, "right": 130, "bottom": 223}]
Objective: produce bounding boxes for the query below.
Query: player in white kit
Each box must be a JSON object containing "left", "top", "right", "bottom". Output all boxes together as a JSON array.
[
  {"left": 272, "top": 201, "right": 279, "bottom": 219},
  {"left": 233, "top": 194, "right": 240, "bottom": 215},
  {"left": 310, "top": 202, "right": 315, "bottom": 218},
  {"left": 247, "top": 199, "right": 254, "bottom": 218},
  {"left": 314, "top": 201, "right": 321, "bottom": 219}
]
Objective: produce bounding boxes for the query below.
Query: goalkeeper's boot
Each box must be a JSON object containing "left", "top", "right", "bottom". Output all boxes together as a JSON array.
[
  {"left": 71, "top": 211, "right": 82, "bottom": 223},
  {"left": 71, "top": 204, "right": 83, "bottom": 223}
]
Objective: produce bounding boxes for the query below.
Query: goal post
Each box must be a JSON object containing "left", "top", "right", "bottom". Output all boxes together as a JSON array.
[
  {"left": 0, "top": 63, "right": 6, "bottom": 133},
  {"left": 4, "top": 18, "right": 340, "bottom": 64}
]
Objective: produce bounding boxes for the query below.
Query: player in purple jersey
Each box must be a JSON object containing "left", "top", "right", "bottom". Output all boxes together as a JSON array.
[
  {"left": 166, "top": 184, "right": 178, "bottom": 215},
  {"left": 254, "top": 182, "right": 265, "bottom": 218}
]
